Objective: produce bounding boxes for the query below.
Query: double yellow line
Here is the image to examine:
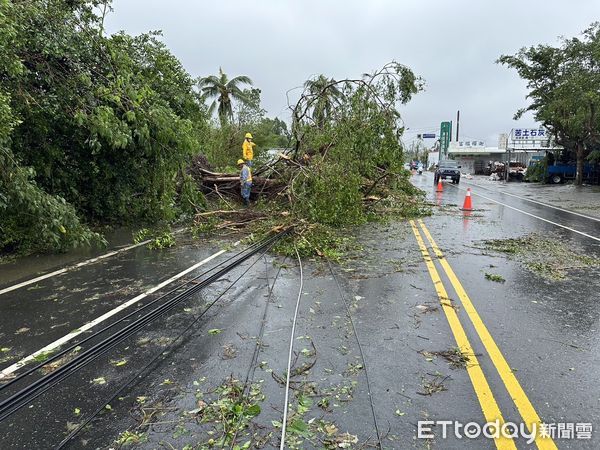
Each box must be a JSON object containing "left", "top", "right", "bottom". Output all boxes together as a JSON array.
[{"left": 410, "top": 219, "right": 557, "bottom": 450}]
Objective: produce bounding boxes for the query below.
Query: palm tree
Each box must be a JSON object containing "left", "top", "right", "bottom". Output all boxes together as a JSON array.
[
  {"left": 303, "top": 75, "right": 344, "bottom": 128},
  {"left": 198, "top": 68, "right": 253, "bottom": 126}
]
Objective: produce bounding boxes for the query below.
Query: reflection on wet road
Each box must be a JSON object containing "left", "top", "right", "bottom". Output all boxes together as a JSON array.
[{"left": 413, "top": 172, "right": 600, "bottom": 449}]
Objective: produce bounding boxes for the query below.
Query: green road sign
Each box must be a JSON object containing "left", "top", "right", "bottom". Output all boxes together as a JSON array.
[{"left": 440, "top": 121, "right": 452, "bottom": 158}]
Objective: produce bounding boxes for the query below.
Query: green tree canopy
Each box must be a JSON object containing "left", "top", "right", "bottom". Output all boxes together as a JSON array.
[
  {"left": 0, "top": 0, "right": 209, "bottom": 254},
  {"left": 290, "top": 62, "right": 423, "bottom": 225},
  {"left": 498, "top": 23, "right": 600, "bottom": 185}
]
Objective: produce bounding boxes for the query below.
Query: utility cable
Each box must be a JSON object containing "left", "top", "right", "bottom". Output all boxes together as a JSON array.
[
  {"left": 55, "top": 239, "right": 278, "bottom": 449},
  {"left": 327, "top": 260, "right": 382, "bottom": 450},
  {"left": 0, "top": 238, "right": 268, "bottom": 392},
  {"left": 279, "top": 247, "right": 303, "bottom": 450},
  {"left": 0, "top": 232, "right": 287, "bottom": 422}
]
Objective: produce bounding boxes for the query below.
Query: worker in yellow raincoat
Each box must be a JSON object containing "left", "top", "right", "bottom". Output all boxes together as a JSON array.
[
  {"left": 238, "top": 159, "right": 252, "bottom": 206},
  {"left": 242, "top": 132, "right": 256, "bottom": 166}
]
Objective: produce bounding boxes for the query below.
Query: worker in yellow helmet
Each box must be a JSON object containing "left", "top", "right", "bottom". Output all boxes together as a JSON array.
[
  {"left": 242, "top": 132, "right": 256, "bottom": 166},
  {"left": 237, "top": 159, "right": 252, "bottom": 206}
]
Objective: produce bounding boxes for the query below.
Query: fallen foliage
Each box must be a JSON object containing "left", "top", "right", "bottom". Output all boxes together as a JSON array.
[
  {"left": 482, "top": 233, "right": 599, "bottom": 280},
  {"left": 190, "top": 62, "right": 430, "bottom": 257}
]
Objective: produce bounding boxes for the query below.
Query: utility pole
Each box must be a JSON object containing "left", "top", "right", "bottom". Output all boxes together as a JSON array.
[
  {"left": 456, "top": 110, "right": 460, "bottom": 142},
  {"left": 505, "top": 129, "right": 512, "bottom": 183}
]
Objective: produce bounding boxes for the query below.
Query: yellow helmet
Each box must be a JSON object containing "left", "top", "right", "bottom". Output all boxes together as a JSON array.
[
  {"left": 245, "top": 132, "right": 253, "bottom": 139},
  {"left": 237, "top": 159, "right": 245, "bottom": 165}
]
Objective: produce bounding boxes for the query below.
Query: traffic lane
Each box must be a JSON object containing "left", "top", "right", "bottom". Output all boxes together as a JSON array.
[
  {"left": 1, "top": 252, "right": 274, "bottom": 449},
  {"left": 69, "top": 255, "right": 386, "bottom": 449},
  {"left": 47, "top": 224, "right": 504, "bottom": 450},
  {"left": 420, "top": 215, "right": 600, "bottom": 448},
  {"left": 342, "top": 222, "right": 498, "bottom": 449},
  {"left": 415, "top": 171, "right": 600, "bottom": 248},
  {"left": 0, "top": 237, "right": 232, "bottom": 374},
  {"left": 463, "top": 176, "right": 600, "bottom": 220},
  {"left": 452, "top": 181, "right": 600, "bottom": 241},
  {"left": 417, "top": 192, "right": 600, "bottom": 446},
  {"left": 0, "top": 227, "right": 142, "bottom": 289}
]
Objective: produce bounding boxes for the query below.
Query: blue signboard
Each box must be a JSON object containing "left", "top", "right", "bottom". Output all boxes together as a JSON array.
[{"left": 422, "top": 133, "right": 436, "bottom": 139}]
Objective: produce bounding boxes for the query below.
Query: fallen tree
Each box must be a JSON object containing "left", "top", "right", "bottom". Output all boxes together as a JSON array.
[
  {"left": 191, "top": 62, "right": 429, "bottom": 256},
  {"left": 192, "top": 166, "right": 285, "bottom": 198}
]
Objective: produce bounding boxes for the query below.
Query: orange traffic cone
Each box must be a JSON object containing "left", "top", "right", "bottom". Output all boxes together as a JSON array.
[
  {"left": 461, "top": 188, "right": 473, "bottom": 211},
  {"left": 436, "top": 179, "right": 443, "bottom": 192}
]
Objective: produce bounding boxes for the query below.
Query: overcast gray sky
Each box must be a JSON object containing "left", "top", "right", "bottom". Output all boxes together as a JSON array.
[{"left": 105, "top": 0, "right": 600, "bottom": 147}]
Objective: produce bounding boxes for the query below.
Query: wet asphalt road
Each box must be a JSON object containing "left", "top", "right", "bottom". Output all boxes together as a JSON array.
[
  {"left": 413, "top": 173, "right": 600, "bottom": 449},
  {"left": 0, "top": 175, "right": 599, "bottom": 449}
]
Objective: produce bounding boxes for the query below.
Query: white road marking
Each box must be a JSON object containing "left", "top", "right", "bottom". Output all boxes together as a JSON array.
[
  {"left": 0, "top": 243, "right": 237, "bottom": 379},
  {"left": 0, "top": 229, "right": 187, "bottom": 296},
  {"left": 454, "top": 186, "right": 600, "bottom": 243},
  {"left": 0, "top": 240, "right": 151, "bottom": 296},
  {"left": 464, "top": 181, "right": 600, "bottom": 223}
]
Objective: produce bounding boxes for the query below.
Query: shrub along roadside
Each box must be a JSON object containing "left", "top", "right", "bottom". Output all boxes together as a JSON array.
[{"left": 0, "top": 1, "right": 207, "bottom": 255}]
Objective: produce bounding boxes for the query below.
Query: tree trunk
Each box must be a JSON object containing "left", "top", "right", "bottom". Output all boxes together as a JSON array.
[{"left": 575, "top": 142, "right": 585, "bottom": 186}]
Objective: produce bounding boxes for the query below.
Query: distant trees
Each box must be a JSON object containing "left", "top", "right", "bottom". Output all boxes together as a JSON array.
[
  {"left": 498, "top": 23, "right": 600, "bottom": 185},
  {"left": 303, "top": 75, "right": 344, "bottom": 128},
  {"left": 198, "top": 68, "right": 254, "bottom": 126},
  {"left": 203, "top": 86, "right": 290, "bottom": 168}
]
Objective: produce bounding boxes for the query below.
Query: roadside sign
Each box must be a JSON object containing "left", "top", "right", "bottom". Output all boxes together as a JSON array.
[
  {"left": 511, "top": 128, "right": 546, "bottom": 140},
  {"left": 422, "top": 133, "right": 436, "bottom": 139},
  {"left": 439, "top": 122, "right": 452, "bottom": 158},
  {"left": 458, "top": 141, "right": 484, "bottom": 147}
]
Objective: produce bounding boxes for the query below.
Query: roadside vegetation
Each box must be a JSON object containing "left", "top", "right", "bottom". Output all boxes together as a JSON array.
[
  {"left": 191, "top": 62, "right": 429, "bottom": 257},
  {"left": 0, "top": 0, "right": 428, "bottom": 258},
  {"left": 524, "top": 158, "right": 547, "bottom": 183},
  {"left": 498, "top": 23, "right": 600, "bottom": 186}
]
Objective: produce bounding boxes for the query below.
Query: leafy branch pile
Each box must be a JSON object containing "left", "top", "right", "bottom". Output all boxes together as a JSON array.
[
  {"left": 482, "top": 234, "right": 599, "bottom": 280},
  {"left": 288, "top": 62, "right": 425, "bottom": 224},
  {"left": 193, "top": 63, "right": 429, "bottom": 255},
  {"left": 192, "top": 377, "right": 264, "bottom": 449}
]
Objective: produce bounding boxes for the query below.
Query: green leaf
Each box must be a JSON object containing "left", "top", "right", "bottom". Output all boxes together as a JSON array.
[
  {"left": 297, "top": 394, "right": 313, "bottom": 415},
  {"left": 245, "top": 404, "right": 261, "bottom": 417},
  {"left": 288, "top": 418, "right": 309, "bottom": 436}
]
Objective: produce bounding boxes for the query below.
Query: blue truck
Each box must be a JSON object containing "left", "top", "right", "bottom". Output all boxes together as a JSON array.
[{"left": 546, "top": 163, "right": 595, "bottom": 184}]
